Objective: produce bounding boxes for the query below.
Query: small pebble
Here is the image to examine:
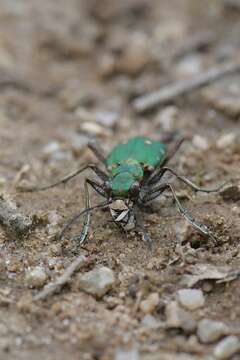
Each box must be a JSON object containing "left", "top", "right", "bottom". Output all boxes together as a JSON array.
[
  {"left": 176, "top": 54, "right": 203, "bottom": 77},
  {"left": 115, "top": 346, "right": 139, "bottom": 360},
  {"left": 25, "top": 266, "right": 48, "bottom": 288},
  {"left": 115, "top": 32, "right": 151, "bottom": 76},
  {"left": 80, "top": 122, "right": 108, "bottom": 136},
  {"left": 6, "top": 256, "right": 21, "bottom": 273},
  {"left": 140, "top": 292, "right": 159, "bottom": 314},
  {"left": 141, "top": 314, "right": 159, "bottom": 328},
  {"left": 95, "top": 111, "right": 119, "bottom": 128},
  {"left": 46, "top": 210, "right": 62, "bottom": 236},
  {"left": 165, "top": 301, "right": 197, "bottom": 333},
  {"left": 220, "top": 184, "right": 240, "bottom": 202},
  {"left": 216, "top": 133, "right": 236, "bottom": 149},
  {"left": 197, "top": 319, "right": 229, "bottom": 344},
  {"left": 75, "top": 108, "right": 119, "bottom": 128},
  {"left": 42, "top": 141, "right": 72, "bottom": 162},
  {"left": 213, "top": 336, "right": 240, "bottom": 359},
  {"left": 77, "top": 266, "right": 115, "bottom": 298},
  {"left": 202, "top": 281, "right": 213, "bottom": 293},
  {"left": 155, "top": 106, "right": 179, "bottom": 131},
  {"left": 177, "top": 289, "right": 205, "bottom": 310},
  {"left": 68, "top": 133, "right": 89, "bottom": 156},
  {"left": 48, "top": 243, "right": 62, "bottom": 257},
  {"left": 192, "top": 135, "right": 209, "bottom": 151},
  {"left": 42, "top": 141, "right": 61, "bottom": 156}
]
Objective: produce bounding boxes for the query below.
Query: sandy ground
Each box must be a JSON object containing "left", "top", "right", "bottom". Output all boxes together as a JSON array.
[{"left": 0, "top": 0, "right": 240, "bottom": 359}]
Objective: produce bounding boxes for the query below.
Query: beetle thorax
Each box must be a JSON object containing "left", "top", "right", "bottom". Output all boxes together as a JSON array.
[{"left": 109, "top": 160, "right": 143, "bottom": 198}]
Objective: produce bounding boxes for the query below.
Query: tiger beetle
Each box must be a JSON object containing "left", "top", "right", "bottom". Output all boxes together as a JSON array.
[{"left": 23, "top": 136, "right": 225, "bottom": 248}]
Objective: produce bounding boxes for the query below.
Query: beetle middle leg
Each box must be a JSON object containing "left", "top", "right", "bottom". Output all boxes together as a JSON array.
[
  {"left": 146, "top": 166, "right": 226, "bottom": 193},
  {"left": 142, "top": 182, "right": 217, "bottom": 243}
]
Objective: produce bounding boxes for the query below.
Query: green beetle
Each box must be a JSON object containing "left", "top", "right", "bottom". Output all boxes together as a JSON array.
[{"left": 24, "top": 136, "right": 224, "bottom": 247}]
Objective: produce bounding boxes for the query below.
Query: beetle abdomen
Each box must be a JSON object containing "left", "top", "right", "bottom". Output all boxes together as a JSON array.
[{"left": 106, "top": 136, "right": 166, "bottom": 170}]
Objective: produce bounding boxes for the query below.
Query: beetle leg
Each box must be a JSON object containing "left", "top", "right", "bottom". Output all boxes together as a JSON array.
[
  {"left": 88, "top": 139, "right": 106, "bottom": 165},
  {"left": 19, "top": 164, "right": 108, "bottom": 192},
  {"left": 147, "top": 166, "right": 226, "bottom": 192},
  {"left": 143, "top": 182, "right": 217, "bottom": 243},
  {"left": 161, "top": 137, "right": 186, "bottom": 167},
  {"left": 86, "top": 178, "right": 108, "bottom": 198},
  {"left": 59, "top": 179, "right": 109, "bottom": 247},
  {"left": 69, "top": 179, "right": 91, "bottom": 247}
]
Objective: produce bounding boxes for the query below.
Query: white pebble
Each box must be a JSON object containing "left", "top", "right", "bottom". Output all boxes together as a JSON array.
[
  {"left": 140, "top": 292, "right": 159, "bottom": 314},
  {"left": 80, "top": 122, "right": 108, "bottom": 136},
  {"left": 42, "top": 141, "right": 61, "bottom": 155},
  {"left": 77, "top": 266, "right": 115, "bottom": 298},
  {"left": 197, "top": 319, "right": 229, "bottom": 343},
  {"left": 165, "top": 301, "right": 197, "bottom": 333},
  {"left": 214, "top": 336, "right": 240, "bottom": 359},
  {"left": 155, "top": 106, "right": 179, "bottom": 131},
  {"left": 25, "top": 266, "right": 48, "bottom": 288},
  {"left": 115, "top": 347, "right": 139, "bottom": 360},
  {"left": 192, "top": 135, "right": 209, "bottom": 151},
  {"left": 216, "top": 133, "right": 236, "bottom": 149},
  {"left": 176, "top": 54, "right": 203, "bottom": 77},
  {"left": 177, "top": 289, "right": 205, "bottom": 311},
  {"left": 141, "top": 314, "right": 158, "bottom": 328}
]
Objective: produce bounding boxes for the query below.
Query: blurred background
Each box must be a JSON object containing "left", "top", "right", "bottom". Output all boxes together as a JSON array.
[{"left": 0, "top": 0, "right": 239, "bottom": 172}]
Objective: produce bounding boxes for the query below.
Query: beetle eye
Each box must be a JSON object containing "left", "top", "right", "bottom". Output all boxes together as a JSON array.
[{"left": 129, "top": 181, "right": 140, "bottom": 198}]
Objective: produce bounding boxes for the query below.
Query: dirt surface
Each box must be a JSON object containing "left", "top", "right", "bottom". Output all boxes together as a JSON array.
[{"left": 0, "top": 1, "right": 240, "bottom": 359}]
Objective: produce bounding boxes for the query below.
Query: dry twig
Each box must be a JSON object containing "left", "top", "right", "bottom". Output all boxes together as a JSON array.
[
  {"left": 133, "top": 60, "right": 240, "bottom": 113},
  {"left": 34, "top": 255, "right": 88, "bottom": 301},
  {"left": 164, "top": 31, "right": 215, "bottom": 62}
]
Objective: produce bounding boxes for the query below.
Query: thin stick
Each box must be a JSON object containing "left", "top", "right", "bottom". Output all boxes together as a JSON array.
[
  {"left": 34, "top": 255, "right": 88, "bottom": 301},
  {"left": 133, "top": 60, "right": 240, "bottom": 113},
  {"left": 0, "top": 195, "right": 32, "bottom": 237},
  {"left": 166, "top": 31, "right": 215, "bottom": 61}
]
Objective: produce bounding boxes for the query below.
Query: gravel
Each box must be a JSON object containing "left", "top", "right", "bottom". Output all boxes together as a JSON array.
[
  {"left": 197, "top": 319, "right": 229, "bottom": 344},
  {"left": 177, "top": 289, "right": 205, "bottom": 311},
  {"left": 77, "top": 266, "right": 115, "bottom": 298},
  {"left": 213, "top": 336, "right": 240, "bottom": 359},
  {"left": 25, "top": 266, "right": 48, "bottom": 288}
]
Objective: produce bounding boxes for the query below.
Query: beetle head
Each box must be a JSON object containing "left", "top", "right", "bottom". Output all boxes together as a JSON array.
[{"left": 109, "top": 199, "right": 135, "bottom": 230}]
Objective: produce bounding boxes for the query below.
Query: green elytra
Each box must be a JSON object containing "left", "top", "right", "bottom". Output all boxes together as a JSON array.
[
  {"left": 22, "top": 135, "right": 226, "bottom": 248},
  {"left": 106, "top": 137, "right": 166, "bottom": 197}
]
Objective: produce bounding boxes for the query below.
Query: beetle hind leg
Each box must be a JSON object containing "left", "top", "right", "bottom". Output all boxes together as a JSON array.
[{"left": 88, "top": 139, "right": 106, "bottom": 165}]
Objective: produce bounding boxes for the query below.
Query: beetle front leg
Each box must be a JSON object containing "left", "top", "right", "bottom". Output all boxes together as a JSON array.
[
  {"left": 59, "top": 179, "right": 109, "bottom": 248},
  {"left": 143, "top": 182, "right": 217, "bottom": 243},
  {"left": 146, "top": 166, "right": 226, "bottom": 193}
]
